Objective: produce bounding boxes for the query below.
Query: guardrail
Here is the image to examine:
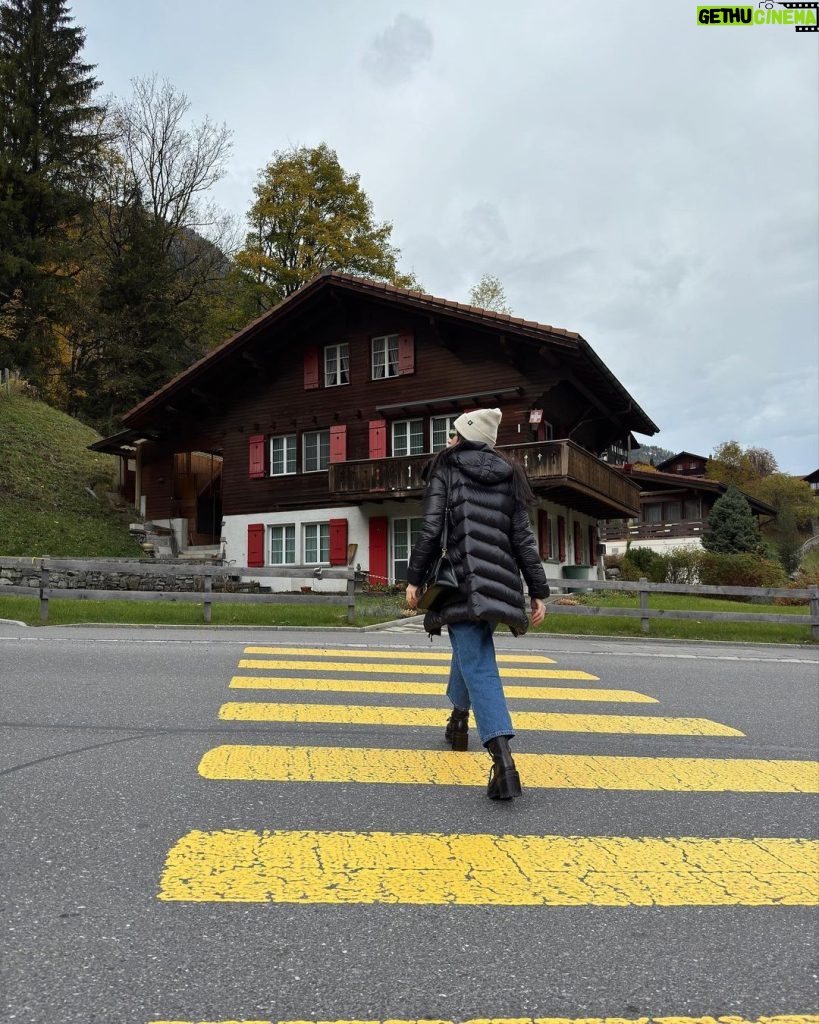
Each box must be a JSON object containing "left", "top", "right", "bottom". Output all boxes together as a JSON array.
[
  {"left": 0, "top": 557, "right": 359, "bottom": 624},
  {"left": 544, "top": 576, "right": 819, "bottom": 640}
]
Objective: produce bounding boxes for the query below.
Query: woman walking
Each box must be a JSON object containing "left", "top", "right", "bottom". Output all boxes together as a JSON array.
[{"left": 405, "top": 408, "right": 549, "bottom": 800}]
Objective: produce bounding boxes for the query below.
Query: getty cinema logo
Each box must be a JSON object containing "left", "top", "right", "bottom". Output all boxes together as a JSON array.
[{"left": 697, "top": 2, "right": 819, "bottom": 30}]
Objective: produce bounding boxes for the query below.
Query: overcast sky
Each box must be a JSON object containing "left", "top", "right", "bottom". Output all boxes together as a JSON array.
[{"left": 71, "top": 0, "right": 818, "bottom": 473}]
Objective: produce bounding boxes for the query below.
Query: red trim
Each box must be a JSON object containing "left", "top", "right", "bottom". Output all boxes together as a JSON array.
[
  {"left": 248, "top": 435, "right": 265, "bottom": 479},
  {"left": 247, "top": 523, "right": 265, "bottom": 567},
  {"left": 329, "top": 518, "right": 348, "bottom": 566},
  {"left": 588, "top": 524, "right": 598, "bottom": 565},
  {"left": 368, "top": 516, "right": 388, "bottom": 585},
  {"left": 368, "top": 419, "right": 387, "bottom": 459},
  {"left": 397, "top": 330, "right": 415, "bottom": 375},
  {"left": 558, "top": 516, "right": 566, "bottom": 562},
  {"left": 573, "top": 521, "right": 583, "bottom": 565},
  {"left": 304, "top": 346, "right": 319, "bottom": 389},
  {"left": 537, "top": 510, "right": 550, "bottom": 559},
  {"left": 329, "top": 424, "right": 347, "bottom": 464}
]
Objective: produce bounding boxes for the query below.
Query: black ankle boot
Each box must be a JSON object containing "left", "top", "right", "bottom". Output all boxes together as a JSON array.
[
  {"left": 485, "top": 736, "right": 522, "bottom": 800},
  {"left": 445, "top": 708, "right": 469, "bottom": 751},
  {"left": 444, "top": 708, "right": 469, "bottom": 751}
]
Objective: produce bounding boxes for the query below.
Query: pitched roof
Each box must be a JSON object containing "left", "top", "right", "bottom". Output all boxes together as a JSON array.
[
  {"left": 655, "top": 451, "right": 709, "bottom": 470},
  {"left": 121, "top": 271, "right": 659, "bottom": 434}
]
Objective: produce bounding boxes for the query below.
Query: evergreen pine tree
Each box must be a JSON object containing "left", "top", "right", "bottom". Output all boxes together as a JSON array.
[
  {"left": 0, "top": 0, "right": 101, "bottom": 380},
  {"left": 701, "top": 485, "right": 762, "bottom": 554}
]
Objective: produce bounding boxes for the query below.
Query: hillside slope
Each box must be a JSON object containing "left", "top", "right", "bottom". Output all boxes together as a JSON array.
[{"left": 0, "top": 388, "right": 143, "bottom": 557}]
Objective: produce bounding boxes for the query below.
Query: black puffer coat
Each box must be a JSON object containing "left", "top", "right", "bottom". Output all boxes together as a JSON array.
[{"left": 406, "top": 441, "right": 549, "bottom": 636}]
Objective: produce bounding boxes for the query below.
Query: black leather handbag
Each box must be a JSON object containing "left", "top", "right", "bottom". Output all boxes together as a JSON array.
[{"left": 418, "top": 470, "right": 459, "bottom": 612}]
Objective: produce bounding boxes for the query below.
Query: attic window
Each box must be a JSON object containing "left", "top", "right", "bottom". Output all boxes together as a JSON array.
[{"left": 372, "top": 334, "right": 399, "bottom": 378}]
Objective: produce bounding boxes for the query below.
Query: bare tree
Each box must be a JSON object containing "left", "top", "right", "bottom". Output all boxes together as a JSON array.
[{"left": 112, "top": 75, "right": 233, "bottom": 247}]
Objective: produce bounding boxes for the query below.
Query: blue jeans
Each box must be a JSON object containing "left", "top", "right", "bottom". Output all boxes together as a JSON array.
[{"left": 446, "top": 620, "right": 514, "bottom": 746}]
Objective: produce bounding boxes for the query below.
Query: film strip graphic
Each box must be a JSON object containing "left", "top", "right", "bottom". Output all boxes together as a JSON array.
[{"left": 776, "top": 1, "right": 819, "bottom": 32}]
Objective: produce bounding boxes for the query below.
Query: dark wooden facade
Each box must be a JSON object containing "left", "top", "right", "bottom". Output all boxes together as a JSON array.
[
  {"left": 599, "top": 464, "right": 776, "bottom": 545},
  {"left": 99, "top": 273, "right": 658, "bottom": 565}
]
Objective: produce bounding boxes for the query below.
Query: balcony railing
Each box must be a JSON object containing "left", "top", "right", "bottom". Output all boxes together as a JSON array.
[
  {"left": 328, "top": 440, "right": 642, "bottom": 518},
  {"left": 599, "top": 520, "right": 708, "bottom": 542}
]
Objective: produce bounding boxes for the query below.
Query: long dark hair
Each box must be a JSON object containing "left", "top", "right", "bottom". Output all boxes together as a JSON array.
[{"left": 424, "top": 438, "right": 536, "bottom": 506}]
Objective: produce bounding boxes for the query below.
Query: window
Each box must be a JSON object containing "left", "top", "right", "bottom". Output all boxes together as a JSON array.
[
  {"left": 372, "top": 334, "right": 399, "bottom": 379},
  {"left": 270, "top": 435, "right": 296, "bottom": 476},
  {"left": 393, "top": 517, "right": 423, "bottom": 582},
  {"left": 665, "top": 502, "right": 682, "bottom": 523},
  {"left": 392, "top": 418, "right": 424, "bottom": 456},
  {"left": 324, "top": 343, "right": 350, "bottom": 387},
  {"left": 543, "top": 419, "right": 555, "bottom": 441},
  {"left": 684, "top": 498, "right": 701, "bottom": 520},
  {"left": 304, "top": 522, "right": 330, "bottom": 564},
  {"left": 270, "top": 524, "right": 295, "bottom": 564},
  {"left": 645, "top": 503, "right": 662, "bottom": 523},
  {"left": 431, "top": 415, "right": 458, "bottom": 452},
  {"left": 303, "top": 430, "right": 330, "bottom": 472}
]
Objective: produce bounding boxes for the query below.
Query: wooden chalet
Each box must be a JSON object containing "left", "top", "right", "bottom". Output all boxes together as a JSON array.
[
  {"left": 599, "top": 453, "right": 776, "bottom": 555},
  {"left": 91, "top": 272, "right": 659, "bottom": 587}
]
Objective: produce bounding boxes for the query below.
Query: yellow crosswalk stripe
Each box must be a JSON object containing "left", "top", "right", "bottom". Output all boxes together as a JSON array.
[
  {"left": 157, "top": 829, "right": 819, "bottom": 905},
  {"left": 149, "top": 1017, "right": 819, "bottom": 1024},
  {"left": 228, "top": 676, "right": 648, "bottom": 702},
  {"left": 238, "top": 658, "right": 593, "bottom": 678},
  {"left": 198, "top": 745, "right": 819, "bottom": 793},
  {"left": 218, "top": 701, "right": 744, "bottom": 736},
  {"left": 243, "top": 645, "right": 557, "bottom": 663}
]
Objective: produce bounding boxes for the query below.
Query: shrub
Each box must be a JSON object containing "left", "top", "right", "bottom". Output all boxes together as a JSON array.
[
  {"left": 699, "top": 551, "right": 788, "bottom": 594},
  {"left": 772, "top": 566, "right": 819, "bottom": 606},
  {"left": 663, "top": 546, "right": 703, "bottom": 584}
]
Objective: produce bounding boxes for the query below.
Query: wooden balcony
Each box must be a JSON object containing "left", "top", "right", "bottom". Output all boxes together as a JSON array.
[
  {"left": 600, "top": 519, "right": 708, "bottom": 542},
  {"left": 328, "top": 440, "right": 642, "bottom": 519}
]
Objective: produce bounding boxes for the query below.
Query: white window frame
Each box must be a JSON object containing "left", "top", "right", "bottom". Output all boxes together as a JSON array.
[
  {"left": 430, "top": 414, "right": 458, "bottom": 452},
  {"left": 543, "top": 419, "right": 555, "bottom": 441},
  {"left": 324, "top": 343, "right": 350, "bottom": 387},
  {"left": 269, "top": 524, "right": 296, "bottom": 565},
  {"left": 270, "top": 435, "right": 297, "bottom": 476},
  {"left": 303, "top": 522, "right": 330, "bottom": 565},
  {"left": 372, "top": 334, "right": 399, "bottom": 379},
  {"left": 392, "top": 418, "right": 424, "bottom": 456},
  {"left": 303, "top": 429, "right": 330, "bottom": 472},
  {"left": 392, "top": 516, "right": 424, "bottom": 581}
]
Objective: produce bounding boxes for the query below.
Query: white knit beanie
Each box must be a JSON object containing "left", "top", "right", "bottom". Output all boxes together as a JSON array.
[{"left": 453, "top": 408, "right": 502, "bottom": 447}]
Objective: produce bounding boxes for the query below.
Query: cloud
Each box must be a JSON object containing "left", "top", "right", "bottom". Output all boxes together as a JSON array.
[{"left": 362, "top": 14, "right": 433, "bottom": 86}]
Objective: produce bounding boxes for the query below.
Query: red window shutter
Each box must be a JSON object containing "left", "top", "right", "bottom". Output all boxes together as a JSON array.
[
  {"left": 329, "top": 518, "right": 348, "bottom": 566},
  {"left": 588, "top": 524, "right": 598, "bottom": 564},
  {"left": 368, "top": 419, "right": 387, "bottom": 459},
  {"left": 537, "top": 510, "right": 550, "bottom": 559},
  {"left": 247, "top": 523, "right": 265, "bottom": 567},
  {"left": 368, "top": 516, "right": 388, "bottom": 585},
  {"left": 304, "top": 346, "right": 319, "bottom": 389},
  {"left": 248, "top": 434, "right": 265, "bottom": 479},
  {"left": 329, "top": 424, "right": 347, "bottom": 464},
  {"left": 558, "top": 516, "right": 566, "bottom": 562},
  {"left": 573, "top": 522, "right": 583, "bottom": 565},
  {"left": 397, "top": 330, "right": 415, "bottom": 375}
]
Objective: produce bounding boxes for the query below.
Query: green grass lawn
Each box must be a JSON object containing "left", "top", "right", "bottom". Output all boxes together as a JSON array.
[
  {"left": 0, "top": 593, "right": 411, "bottom": 628},
  {"left": 533, "top": 592, "right": 815, "bottom": 644},
  {"left": 0, "top": 589, "right": 814, "bottom": 643}
]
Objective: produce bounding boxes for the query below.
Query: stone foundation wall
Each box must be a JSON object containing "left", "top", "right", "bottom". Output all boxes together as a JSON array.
[{"left": 0, "top": 566, "right": 265, "bottom": 594}]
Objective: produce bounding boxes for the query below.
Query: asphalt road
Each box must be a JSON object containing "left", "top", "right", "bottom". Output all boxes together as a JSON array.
[{"left": 1, "top": 618, "right": 817, "bottom": 1024}]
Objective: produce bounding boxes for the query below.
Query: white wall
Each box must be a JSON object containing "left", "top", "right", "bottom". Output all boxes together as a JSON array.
[
  {"left": 605, "top": 536, "right": 703, "bottom": 558},
  {"left": 223, "top": 499, "right": 600, "bottom": 590}
]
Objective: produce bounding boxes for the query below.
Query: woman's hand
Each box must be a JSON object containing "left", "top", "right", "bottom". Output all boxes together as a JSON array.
[
  {"left": 406, "top": 583, "right": 420, "bottom": 609},
  {"left": 530, "top": 597, "right": 546, "bottom": 627}
]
